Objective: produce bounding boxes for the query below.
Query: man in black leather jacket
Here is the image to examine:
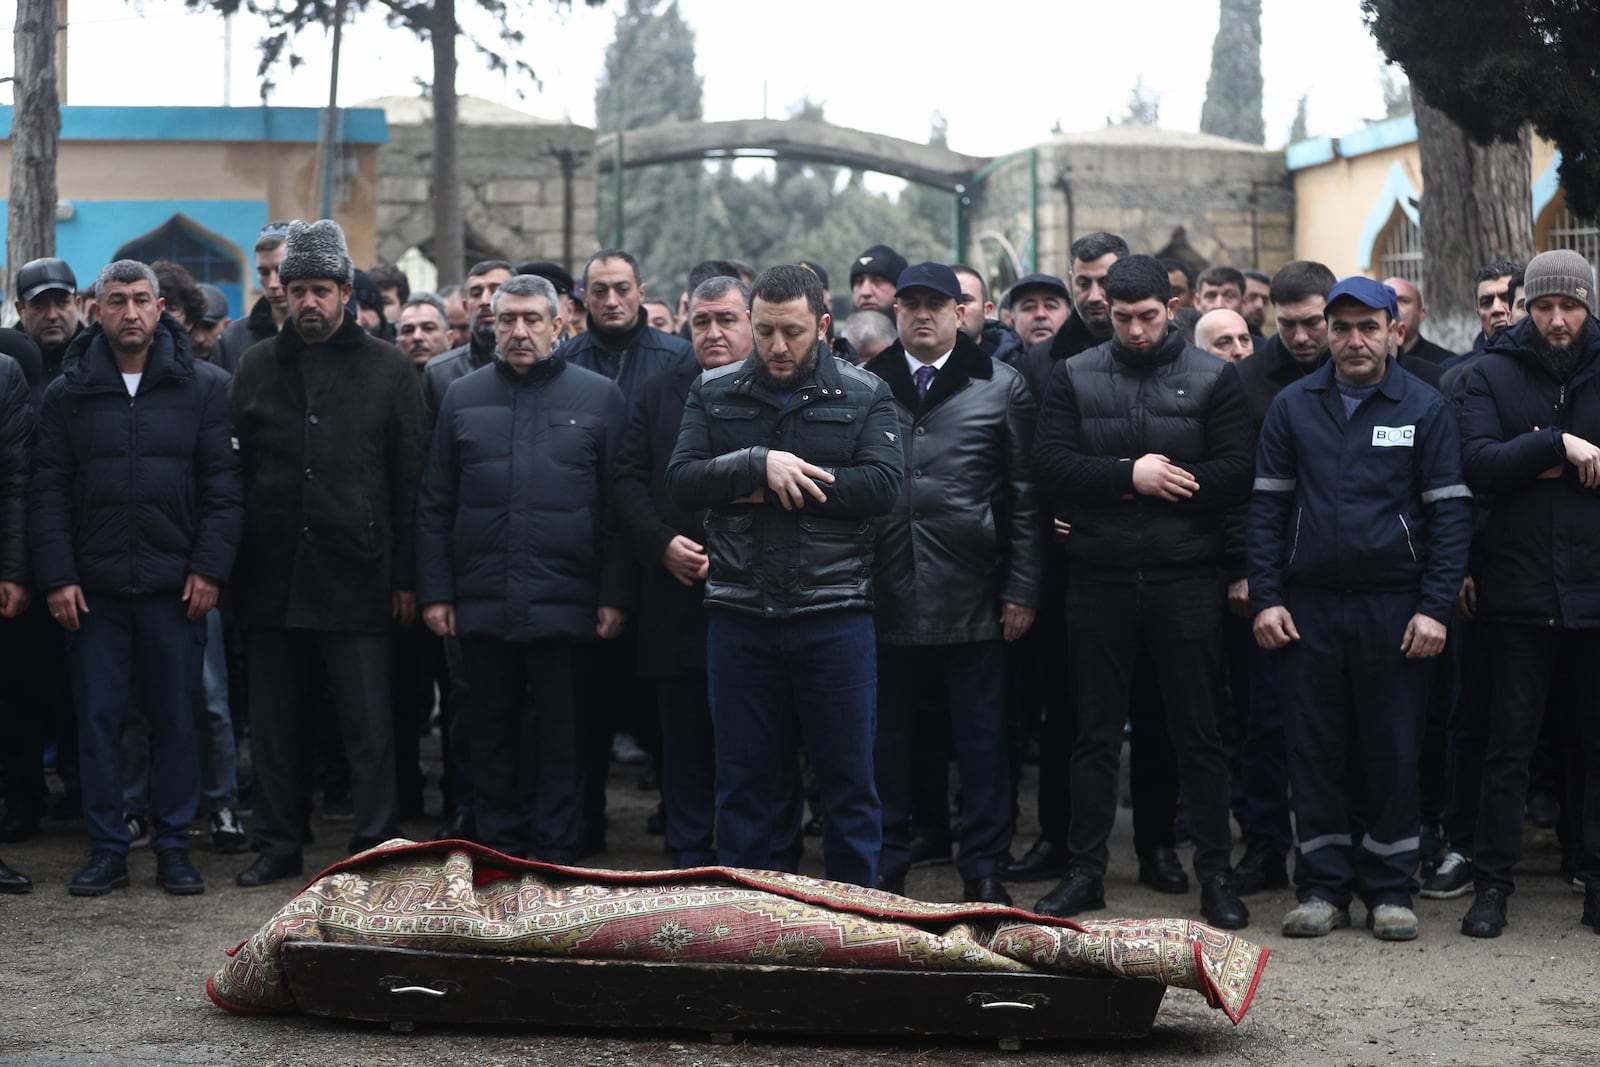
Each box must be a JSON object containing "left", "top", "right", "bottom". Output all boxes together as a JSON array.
[{"left": 666, "top": 264, "right": 902, "bottom": 888}]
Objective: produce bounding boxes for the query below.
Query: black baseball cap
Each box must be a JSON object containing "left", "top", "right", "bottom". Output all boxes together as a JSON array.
[
  {"left": 895, "top": 263, "right": 962, "bottom": 301},
  {"left": 16, "top": 258, "right": 78, "bottom": 301}
]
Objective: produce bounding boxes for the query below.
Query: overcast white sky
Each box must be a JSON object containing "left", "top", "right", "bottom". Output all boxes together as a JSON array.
[{"left": 4, "top": 0, "right": 1395, "bottom": 156}]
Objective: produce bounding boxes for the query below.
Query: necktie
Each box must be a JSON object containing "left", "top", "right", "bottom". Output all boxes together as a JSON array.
[{"left": 914, "top": 364, "right": 936, "bottom": 399}]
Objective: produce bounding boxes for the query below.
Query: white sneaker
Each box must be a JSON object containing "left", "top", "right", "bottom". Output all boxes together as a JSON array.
[
  {"left": 1281, "top": 897, "right": 1351, "bottom": 937},
  {"left": 1368, "top": 904, "right": 1419, "bottom": 941}
]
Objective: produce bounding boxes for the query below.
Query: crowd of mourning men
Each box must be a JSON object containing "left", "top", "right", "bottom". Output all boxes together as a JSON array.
[{"left": 1, "top": 214, "right": 1598, "bottom": 947}]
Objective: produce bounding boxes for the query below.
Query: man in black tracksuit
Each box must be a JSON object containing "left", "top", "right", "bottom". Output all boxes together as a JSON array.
[
  {"left": 1250, "top": 278, "right": 1470, "bottom": 942},
  {"left": 1031, "top": 255, "right": 1253, "bottom": 929}
]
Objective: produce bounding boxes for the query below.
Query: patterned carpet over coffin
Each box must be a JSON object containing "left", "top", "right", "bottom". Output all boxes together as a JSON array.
[{"left": 207, "top": 839, "right": 1270, "bottom": 1025}]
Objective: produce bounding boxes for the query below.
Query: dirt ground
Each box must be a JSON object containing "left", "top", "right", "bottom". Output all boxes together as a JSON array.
[{"left": 1, "top": 745, "right": 1595, "bottom": 1067}]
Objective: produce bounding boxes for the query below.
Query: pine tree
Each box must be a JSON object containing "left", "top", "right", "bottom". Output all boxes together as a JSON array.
[
  {"left": 1199, "top": 0, "right": 1264, "bottom": 145},
  {"left": 1288, "top": 94, "right": 1310, "bottom": 144}
]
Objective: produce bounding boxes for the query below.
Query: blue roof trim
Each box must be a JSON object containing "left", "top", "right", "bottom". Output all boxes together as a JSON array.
[
  {"left": 0, "top": 105, "right": 387, "bottom": 144},
  {"left": 1339, "top": 114, "right": 1418, "bottom": 159},
  {"left": 1356, "top": 161, "right": 1420, "bottom": 273},
  {"left": 1533, "top": 151, "right": 1564, "bottom": 218},
  {"left": 1286, "top": 137, "right": 1337, "bottom": 170}
]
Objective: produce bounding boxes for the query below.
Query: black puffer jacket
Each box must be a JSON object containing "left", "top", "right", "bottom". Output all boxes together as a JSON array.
[
  {"left": 864, "top": 335, "right": 1042, "bottom": 644},
  {"left": 0, "top": 355, "right": 35, "bottom": 586},
  {"left": 230, "top": 314, "right": 425, "bottom": 632},
  {"left": 417, "top": 356, "right": 628, "bottom": 642},
  {"left": 1032, "top": 325, "right": 1253, "bottom": 580},
  {"left": 665, "top": 349, "right": 903, "bottom": 618},
  {"left": 30, "top": 316, "right": 242, "bottom": 596},
  {"left": 1461, "top": 319, "right": 1600, "bottom": 628},
  {"left": 561, "top": 309, "right": 693, "bottom": 402}
]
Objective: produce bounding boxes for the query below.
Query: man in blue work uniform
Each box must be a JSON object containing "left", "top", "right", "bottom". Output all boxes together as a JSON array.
[{"left": 1249, "top": 277, "right": 1472, "bottom": 941}]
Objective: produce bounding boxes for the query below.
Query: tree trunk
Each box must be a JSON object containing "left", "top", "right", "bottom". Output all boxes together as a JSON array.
[
  {"left": 430, "top": 0, "right": 464, "bottom": 286},
  {"left": 1415, "top": 95, "right": 1534, "bottom": 351},
  {"left": 7, "top": 0, "right": 60, "bottom": 301}
]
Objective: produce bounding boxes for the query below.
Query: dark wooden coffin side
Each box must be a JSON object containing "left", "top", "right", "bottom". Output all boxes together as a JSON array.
[{"left": 278, "top": 942, "right": 1164, "bottom": 1042}]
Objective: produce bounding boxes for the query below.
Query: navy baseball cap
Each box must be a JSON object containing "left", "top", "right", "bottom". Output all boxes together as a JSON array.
[
  {"left": 1326, "top": 276, "right": 1399, "bottom": 319},
  {"left": 1009, "top": 272, "right": 1070, "bottom": 302},
  {"left": 895, "top": 262, "right": 962, "bottom": 301}
]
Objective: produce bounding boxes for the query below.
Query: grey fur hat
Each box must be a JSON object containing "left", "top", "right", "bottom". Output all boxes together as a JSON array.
[
  {"left": 1524, "top": 248, "right": 1595, "bottom": 317},
  {"left": 279, "top": 219, "right": 354, "bottom": 286}
]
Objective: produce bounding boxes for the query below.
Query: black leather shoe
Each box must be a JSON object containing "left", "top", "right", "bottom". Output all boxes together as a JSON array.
[
  {"left": 909, "top": 834, "right": 953, "bottom": 868},
  {"left": 434, "top": 811, "right": 476, "bottom": 842},
  {"left": 0, "top": 856, "right": 31, "bottom": 894},
  {"left": 1033, "top": 872, "right": 1105, "bottom": 918},
  {"left": 155, "top": 850, "right": 206, "bottom": 895},
  {"left": 0, "top": 805, "right": 40, "bottom": 843},
  {"left": 1000, "top": 838, "right": 1071, "bottom": 882},
  {"left": 1231, "top": 839, "right": 1290, "bottom": 895},
  {"left": 1461, "top": 886, "right": 1509, "bottom": 938},
  {"left": 963, "top": 876, "right": 1013, "bottom": 907},
  {"left": 876, "top": 871, "right": 906, "bottom": 896},
  {"left": 1200, "top": 872, "right": 1249, "bottom": 930},
  {"left": 68, "top": 849, "right": 130, "bottom": 896},
  {"left": 236, "top": 852, "right": 304, "bottom": 888},
  {"left": 1582, "top": 883, "right": 1600, "bottom": 933},
  {"left": 1137, "top": 847, "right": 1190, "bottom": 894}
]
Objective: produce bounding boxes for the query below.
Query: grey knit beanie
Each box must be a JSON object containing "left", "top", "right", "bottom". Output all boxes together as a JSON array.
[
  {"left": 1523, "top": 248, "right": 1595, "bottom": 316},
  {"left": 279, "top": 219, "right": 354, "bottom": 286}
]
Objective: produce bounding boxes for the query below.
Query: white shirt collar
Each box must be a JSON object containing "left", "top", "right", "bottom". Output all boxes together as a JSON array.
[{"left": 904, "top": 348, "right": 952, "bottom": 379}]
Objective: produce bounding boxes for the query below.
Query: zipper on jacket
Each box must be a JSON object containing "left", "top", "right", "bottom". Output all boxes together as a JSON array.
[
  {"left": 1399, "top": 513, "right": 1417, "bottom": 563},
  {"left": 1288, "top": 508, "right": 1302, "bottom": 565},
  {"left": 128, "top": 392, "right": 140, "bottom": 589}
]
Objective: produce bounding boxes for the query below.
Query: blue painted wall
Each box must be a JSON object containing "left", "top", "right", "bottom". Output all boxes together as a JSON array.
[
  {"left": 0, "top": 105, "right": 387, "bottom": 144},
  {"left": 0, "top": 199, "right": 268, "bottom": 319}
]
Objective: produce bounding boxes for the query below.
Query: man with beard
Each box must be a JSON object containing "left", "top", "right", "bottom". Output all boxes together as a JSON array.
[
  {"left": 1242, "top": 270, "right": 1272, "bottom": 335},
  {"left": 30, "top": 260, "right": 242, "bottom": 896},
  {"left": 1459, "top": 249, "right": 1600, "bottom": 938},
  {"left": 666, "top": 263, "right": 903, "bottom": 887},
  {"left": 1016, "top": 233, "right": 1128, "bottom": 402},
  {"left": 1196, "top": 308, "right": 1254, "bottom": 362},
  {"left": 417, "top": 274, "right": 627, "bottom": 863},
  {"left": 214, "top": 222, "right": 293, "bottom": 372},
  {"left": 613, "top": 274, "right": 753, "bottom": 867},
  {"left": 421, "top": 261, "right": 513, "bottom": 428},
  {"left": 397, "top": 292, "right": 453, "bottom": 371},
  {"left": 1031, "top": 255, "right": 1252, "bottom": 929},
  {"left": 229, "top": 220, "right": 425, "bottom": 887}
]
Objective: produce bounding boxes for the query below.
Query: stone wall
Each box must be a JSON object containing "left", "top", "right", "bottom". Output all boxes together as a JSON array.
[
  {"left": 970, "top": 126, "right": 1295, "bottom": 280},
  {"left": 371, "top": 97, "right": 598, "bottom": 277}
]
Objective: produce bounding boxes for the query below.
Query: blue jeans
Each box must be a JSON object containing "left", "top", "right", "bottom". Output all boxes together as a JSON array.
[
  {"left": 67, "top": 593, "right": 204, "bottom": 856},
  {"left": 707, "top": 609, "right": 880, "bottom": 887}
]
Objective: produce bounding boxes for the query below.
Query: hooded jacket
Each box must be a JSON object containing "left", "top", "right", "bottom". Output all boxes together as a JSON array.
[
  {"left": 230, "top": 313, "right": 425, "bottom": 632},
  {"left": 1460, "top": 318, "right": 1600, "bottom": 628},
  {"left": 1032, "top": 325, "right": 1253, "bottom": 581},
  {"left": 30, "top": 316, "right": 242, "bottom": 596},
  {"left": 864, "top": 333, "right": 1042, "bottom": 644}
]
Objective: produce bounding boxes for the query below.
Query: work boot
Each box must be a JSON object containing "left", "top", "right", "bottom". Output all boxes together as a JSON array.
[
  {"left": 1367, "top": 904, "right": 1418, "bottom": 941},
  {"left": 1281, "top": 897, "right": 1351, "bottom": 937},
  {"left": 68, "top": 849, "right": 130, "bottom": 896},
  {"left": 155, "top": 850, "right": 206, "bottom": 895}
]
